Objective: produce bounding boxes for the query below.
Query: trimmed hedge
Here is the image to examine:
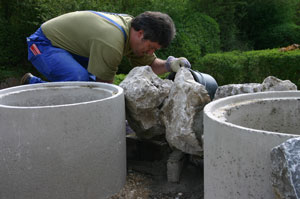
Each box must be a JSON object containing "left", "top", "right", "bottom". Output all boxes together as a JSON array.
[{"left": 196, "top": 48, "right": 300, "bottom": 88}]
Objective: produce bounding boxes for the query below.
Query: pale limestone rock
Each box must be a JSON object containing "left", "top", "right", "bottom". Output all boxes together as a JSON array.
[
  {"left": 214, "top": 83, "right": 262, "bottom": 100},
  {"left": 214, "top": 76, "right": 297, "bottom": 100},
  {"left": 119, "top": 66, "right": 173, "bottom": 139},
  {"left": 262, "top": 76, "right": 298, "bottom": 91},
  {"left": 161, "top": 68, "right": 211, "bottom": 155},
  {"left": 271, "top": 137, "right": 300, "bottom": 199}
]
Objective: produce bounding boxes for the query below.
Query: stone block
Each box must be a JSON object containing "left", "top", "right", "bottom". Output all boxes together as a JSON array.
[
  {"left": 271, "top": 137, "right": 300, "bottom": 199},
  {"left": 167, "top": 150, "right": 186, "bottom": 183},
  {"left": 120, "top": 66, "right": 173, "bottom": 139},
  {"left": 214, "top": 76, "right": 297, "bottom": 100},
  {"left": 161, "top": 68, "right": 210, "bottom": 155}
]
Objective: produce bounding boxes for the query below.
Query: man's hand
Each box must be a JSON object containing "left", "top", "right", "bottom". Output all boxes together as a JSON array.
[{"left": 165, "top": 56, "right": 191, "bottom": 72}]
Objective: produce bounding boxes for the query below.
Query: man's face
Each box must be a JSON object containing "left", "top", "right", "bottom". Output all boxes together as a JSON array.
[{"left": 131, "top": 30, "right": 161, "bottom": 57}]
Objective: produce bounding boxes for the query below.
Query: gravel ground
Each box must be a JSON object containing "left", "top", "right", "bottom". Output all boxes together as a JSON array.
[{"left": 110, "top": 162, "right": 204, "bottom": 199}]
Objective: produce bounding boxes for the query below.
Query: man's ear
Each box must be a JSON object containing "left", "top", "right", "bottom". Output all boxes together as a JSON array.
[{"left": 137, "top": 30, "right": 144, "bottom": 39}]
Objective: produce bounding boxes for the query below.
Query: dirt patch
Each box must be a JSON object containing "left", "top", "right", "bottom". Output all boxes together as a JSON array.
[
  {"left": 110, "top": 161, "right": 204, "bottom": 199},
  {"left": 0, "top": 77, "right": 20, "bottom": 89}
]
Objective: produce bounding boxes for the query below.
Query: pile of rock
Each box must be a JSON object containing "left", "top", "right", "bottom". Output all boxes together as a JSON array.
[
  {"left": 120, "top": 66, "right": 298, "bottom": 157},
  {"left": 121, "top": 66, "right": 300, "bottom": 189},
  {"left": 120, "top": 66, "right": 297, "bottom": 156},
  {"left": 214, "top": 76, "right": 297, "bottom": 100},
  {"left": 120, "top": 66, "right": 210, "bottom": 156}
]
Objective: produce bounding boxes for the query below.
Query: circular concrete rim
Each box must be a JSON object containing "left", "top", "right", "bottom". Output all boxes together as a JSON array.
[
  {"left": 0, "top": 81, "right": 123, "bottom": 109},
  {"left": 204, "top": 91, "right": 300, "bottom": 136}
]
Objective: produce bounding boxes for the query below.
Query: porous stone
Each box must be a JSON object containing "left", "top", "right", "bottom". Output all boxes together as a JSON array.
[
  {"left": 214, "top": 83, "right": 262, "bottom": 100},
  {"left": 161, "top": 68, "right": 211, "bottom": 155},
  {"left": 261, "top": 76, "right": 298, "bottom": 91},
  {"left": 119, "top": 66, "right": 173, "bottom": 139},
  {"left": 271, "top": 137, "right": 300, "bottom": 199},
  {"left": 214, "top": 76, "right": 297, "bottom": 100}
]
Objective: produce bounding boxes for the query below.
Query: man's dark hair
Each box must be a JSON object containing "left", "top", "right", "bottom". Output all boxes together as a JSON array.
[{"left": 131, "top": 11, "right": 176, "bottom": 48}]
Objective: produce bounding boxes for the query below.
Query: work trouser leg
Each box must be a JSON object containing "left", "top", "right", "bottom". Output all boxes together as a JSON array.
[{"left": 27, "top": 28, "right": 94, "bottom": 83}]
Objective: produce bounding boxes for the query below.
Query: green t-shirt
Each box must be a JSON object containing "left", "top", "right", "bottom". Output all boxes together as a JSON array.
[{"left": 41, "top": 11, "right": 156, "bottom": 81}]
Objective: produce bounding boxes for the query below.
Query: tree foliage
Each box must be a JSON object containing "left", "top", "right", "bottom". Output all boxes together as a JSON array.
[
  {"left": 189, "top": 0, "right": 248, "bottom": 51},
  {"left": 0, "top": 0, "right": 221, "bottom": 73},
  {"left": 238, "top": 0, "right": 300, "bottom": 49},
  {"left": 0, "top": 0, "right": 299, "bottom": 75}
]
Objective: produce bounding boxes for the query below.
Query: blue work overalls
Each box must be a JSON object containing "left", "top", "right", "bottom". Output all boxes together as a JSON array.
[{"left": 26, "top": 11, "right": 127, "bottom": 84}]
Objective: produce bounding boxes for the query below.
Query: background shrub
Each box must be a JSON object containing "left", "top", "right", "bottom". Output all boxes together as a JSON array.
[
  {"left": 0, "top": 0, "right": 299, "bottom": 84},
  {"left": 195, "top": 51, "right": 247, "bottom": 85},
  {"left": 255, "top": 23, "right": 300, "bottom": 49},
  {"left": 0, "top": 0, "right": 221, "bottom": 76},
  {"left": 189, "top": 0, "right": 248, "bottom": 51},
  {"left": 196, "top": 49, "right": 300, "bottom": 88},
  {"left": 238, "top": 0, "right": 300, "bottom": 50}
]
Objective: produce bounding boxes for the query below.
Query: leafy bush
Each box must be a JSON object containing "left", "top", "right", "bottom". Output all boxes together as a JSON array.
[
  {"left": 245, "top": 49, "right": 300, "bottom": 87},
  {"left": 239, "top": 0, "right": 300, "bottom": 50},
  {"left": 195, "top": 51, "right": 247, "bottom": 85},
  {"left": 1, "top": 0, "right": 299, "bottom": 82},
  {"left": 196, "top": 49, "right": 300, "bottom": 88},
  {"left": 0, "top": 0, "right": 120, "bottom": 70},
  {"left": 113, "top": 73, "right": 127, "bottom": 85},
  {"left": 256, "top": 23, "right": 300, "bottom": 49},
  {"left": 0, "top": 0, "right": 221, "bottom": 76},
  {"left": 189, "top": 0, "right": 248, "bottom": 51},
  {"left": 186, "top": 0, "right": 300, "bottom": 51},
  {"left": 155, "top": 12, "right": 220, "bottom": 67},
  {"left": 0, "top": 0, "right": 46, "bottom": 71},
  {"left": 296, "top": 2, "right": 300, "bottom": 25}
]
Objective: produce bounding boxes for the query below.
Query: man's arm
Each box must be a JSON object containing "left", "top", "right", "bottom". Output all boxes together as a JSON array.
[
  {"left": 150, "top": 56, "right": 192, "bottom": 75},
  {"left": 150, "top": 58, "right": 168, "bottom": 75}
]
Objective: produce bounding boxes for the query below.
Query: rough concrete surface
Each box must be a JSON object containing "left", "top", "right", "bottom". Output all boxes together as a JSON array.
[
  {"left": 0, "top": 82, "right": 126, "bottom": 199},
  {"left": 204, "top": 91, "right": 300, "bottom": 199},
  {"left": 4, "top": 75, "right": 298, "bottom": 199},
  {"left": 1, "top": 78, "right": 204, "bottom": 199}
]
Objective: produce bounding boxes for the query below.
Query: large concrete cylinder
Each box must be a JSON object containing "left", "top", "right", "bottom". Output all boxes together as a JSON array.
[
  {"left": 0, "top": 82, "right": 126, "bottom": 199},
  {"left": 204, "top": 91, "right": 300, "bottom": 199}
]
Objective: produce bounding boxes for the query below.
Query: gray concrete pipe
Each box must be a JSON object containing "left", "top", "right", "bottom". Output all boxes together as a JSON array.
[
  {"left": 204, "top": 91, "right": 300, "bottom": 199},
  {"left": 0, "top": 82, "right": 126, "bottom": 199}
]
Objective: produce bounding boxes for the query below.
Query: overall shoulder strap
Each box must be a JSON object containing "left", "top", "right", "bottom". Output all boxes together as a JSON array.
[{"left": 89, "top": 11, "right": 127, "bottom": 42}]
